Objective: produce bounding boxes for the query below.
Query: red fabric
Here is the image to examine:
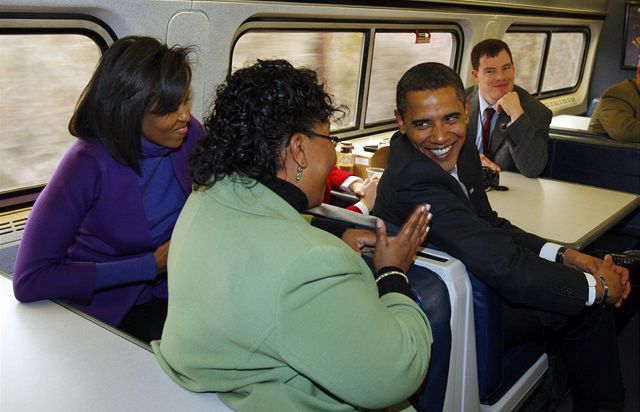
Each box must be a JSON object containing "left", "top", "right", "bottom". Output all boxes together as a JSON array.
[
  {"left": 327, "top": 167, "right": 352, "bottom": 188},
  {"left": 346, "top": 204, "right": 363, "bottom": 214},
  {"left": 323, "top": 167, "right": 363, "bottom": 214}
]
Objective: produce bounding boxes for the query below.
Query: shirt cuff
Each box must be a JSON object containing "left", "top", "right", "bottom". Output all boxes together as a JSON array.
[
  {"left": 584, "top": 272, "right": 596, "bottom": 306},
  {"left": 353, "top": 201, "right": 369, "bottom": 216},
  {"left": 539, "top": 242, "right": 562, "bottom": 262},
  {"left": 339, "top": 176, "right": 362, "bottom": 193}
]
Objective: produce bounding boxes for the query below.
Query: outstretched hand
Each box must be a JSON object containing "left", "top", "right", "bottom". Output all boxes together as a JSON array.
[{"left": 373, "top": 204, "right": 431, "bottom": 273}]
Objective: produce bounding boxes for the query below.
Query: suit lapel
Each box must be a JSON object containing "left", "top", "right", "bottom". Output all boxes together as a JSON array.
[{"left": 468, "top": 89, "right": 480, "bottom": 145}]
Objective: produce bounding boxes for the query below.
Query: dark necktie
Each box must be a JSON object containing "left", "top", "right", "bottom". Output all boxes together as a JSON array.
[{"left": 482, "top": 107, "right": 495, "bottom": 154}]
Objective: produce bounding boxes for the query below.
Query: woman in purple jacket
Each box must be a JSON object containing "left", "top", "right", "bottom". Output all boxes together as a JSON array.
[{"left": 13, "top": 36, "right": 205, "bottom": 343}]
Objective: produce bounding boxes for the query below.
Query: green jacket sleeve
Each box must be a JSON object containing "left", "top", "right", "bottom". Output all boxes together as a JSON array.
[{"left": 276, "top": 244, "right": 432, "bottom": 409}]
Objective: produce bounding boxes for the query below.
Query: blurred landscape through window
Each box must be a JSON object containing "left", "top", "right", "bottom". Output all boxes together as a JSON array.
[
  {"left": 232, "top": 31, "right": 364, "bottom": 129},
  {"left": 232, "top": 28, "right": 457, "bottom": 130},
  {"left": 504, "top": 28, "right": 586, "bottom": 96},
  {"left": 503, "top": 32, "right": 546, "bottom": 94},
  {"left": 367, "top": 31, "right": 455, "bottom": 124},
  {"left": 0, "top": 34, "right": 100, "bottom": 193}
]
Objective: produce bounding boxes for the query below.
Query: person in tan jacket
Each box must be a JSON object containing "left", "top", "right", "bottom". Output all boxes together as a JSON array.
[{"left": 589, "top": 61, "right": 640, "bottom": 142}]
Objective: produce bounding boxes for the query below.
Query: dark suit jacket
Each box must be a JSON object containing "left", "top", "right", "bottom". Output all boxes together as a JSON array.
[
  {"left": 374, "top": 132, "right": 587, "bottom": 316},
  {"left": 467, "top": 85, "right": 552, "bottom": 177}
]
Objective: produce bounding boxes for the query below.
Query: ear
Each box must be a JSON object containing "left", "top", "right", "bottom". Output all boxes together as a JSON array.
[
  {"left": 464, "top": 96, "right": 471, "bottom": 124},
  {"left": 394, "top": 109, "right": 407, "bottom": 134},
  {"left": 471, "top": 69, "right": 479, "bottom": 83},
  {"left": 287, "top": 131, "right": 308, "bottom": 168}
]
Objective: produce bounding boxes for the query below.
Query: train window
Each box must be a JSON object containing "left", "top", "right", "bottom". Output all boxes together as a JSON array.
[
  {"left": 505, "top": 27, "right": 588, "bottom": 98},
  {"left": 232, "top": 31, "right": 365, "bottom": 129},
  {"left": 541, "top": 32, "right": 586, "bottom": 92},
  {"left": 503, "top": 32, "right": 546, "bottom": 94},
  {"left": 0, "top": 33, "right": 101, "bottom": 194},
  {"left": 232, "top": 23, "right": 460, "bottom": 136},
  {"left": 366, "top": 31, "right": 456, "bottom": 125}
]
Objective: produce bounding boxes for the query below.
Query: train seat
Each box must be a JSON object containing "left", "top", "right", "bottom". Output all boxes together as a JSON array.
[
  {"left": 328, "top": 189, "right": 359, "bottom": 209},
  {"left": 359, "top": 251, "right": 453, "bottom": 412},
  {"left": 468, "top": 273, "right": 548, "bottom": 412},
  {"left": 543, "top": 132, "right": 640, "bottom": 195}
]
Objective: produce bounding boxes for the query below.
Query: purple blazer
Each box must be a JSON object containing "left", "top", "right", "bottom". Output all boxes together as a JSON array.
[{"left": 13, "top": 118, "right": 205, "bottom": 326}]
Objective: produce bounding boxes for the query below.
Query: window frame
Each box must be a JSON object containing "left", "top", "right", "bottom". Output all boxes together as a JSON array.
[
  {"left": 364, "top": 28, "right": 460, "bottom": 128},
  {"left": 506, "top": 25, "right": 590, "bottom": 100},
  {"left": 0, "top": 14, "right": 113, "bottom": 210},
  {"left": 231, "top": 20, "right": 462, "bottom": 141}
]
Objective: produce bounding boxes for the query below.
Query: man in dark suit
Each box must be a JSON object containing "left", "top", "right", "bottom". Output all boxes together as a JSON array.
[
  {"left": 467, "top": 39, "right": 551, "bottom": 177},
  {"left": 374, "top": 62, "right": 631, "bottom": 412}
]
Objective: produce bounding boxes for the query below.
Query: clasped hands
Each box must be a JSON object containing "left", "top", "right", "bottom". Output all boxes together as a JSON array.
[
  {"left": 562, "top": 248, "right": 631, "bottom": 307},
  {"left": 341, "top": 204, "right": 431, "bottom": 273}
]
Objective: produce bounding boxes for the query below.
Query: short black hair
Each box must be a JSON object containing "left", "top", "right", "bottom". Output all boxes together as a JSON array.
[
  {"left": 396, "top": 62, "right": 466, "bottom": 116},
  {"left": 190, "top": 59, "right": 344, "bottom": 188},
  {"left": 69, "top": 36, "right": 193, "bottom": 174},
  {"left": 470, "top": 39, "right": 513, "bottom": 71}
]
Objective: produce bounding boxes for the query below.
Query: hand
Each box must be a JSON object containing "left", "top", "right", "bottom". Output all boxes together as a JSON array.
[
  {"left": 610, "top": 260, "right": 631, "bottom": 308},
  {"left": 353, "top": 178, "right": 378, "bottom": 211},
  {"left": 349, "top": 179, "right": 363, "bottom": 194},
  {"left": 341, "top": 228, "right": 376, "bottom": 255},
  {"left": 562, "top": 248, "right": 601, "bottom": 274},
  {"left": 595, "top": 255, "right": 630, "bottom": 307},
  {"left": 153, "top": 240, "right": 171, "bottom": 275},
  {"left": 373, "top": 204, "right": 431, "bottom": 273},
  {"left": 495, "top": 91, "right": 524, "bottom": 122},
  {"left": 479, "top": 154, "right": 501, "bottom": 172}
]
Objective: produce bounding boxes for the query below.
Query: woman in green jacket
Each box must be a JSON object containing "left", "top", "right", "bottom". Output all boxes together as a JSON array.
[{"left": 153, "top": 59, "right": 432, "bottom": 412}]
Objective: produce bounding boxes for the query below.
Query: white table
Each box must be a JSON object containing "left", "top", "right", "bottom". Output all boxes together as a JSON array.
[
  {"left": 486, "top": 172, "right": 640, "bottom": 249},
  {"left": 0, "top": 274, "right": 231, "bottom": 412},
  {"left": 550, "top": 114, "right": 591, "bottom": 131}
]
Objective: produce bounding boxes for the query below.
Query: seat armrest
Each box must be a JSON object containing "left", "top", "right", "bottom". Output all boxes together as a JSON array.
[
  {"left": 413, "top": 248, "right": 480, "bottom": 412},
  {"left": 306, "top": 203, "right": 379, "bottom": 230}
]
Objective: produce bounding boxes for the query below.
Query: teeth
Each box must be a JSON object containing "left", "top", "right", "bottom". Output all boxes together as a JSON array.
[{"left": 430, "top": 145, "right": 452, "bottom": 156}]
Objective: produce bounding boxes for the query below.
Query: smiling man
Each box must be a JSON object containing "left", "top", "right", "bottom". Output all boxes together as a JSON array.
[
  {"left": 374, "top": 62, "right": 630, "bottom": 412},
  {"left": 467, "top": 39, "right": 551, "bottom": 177}
]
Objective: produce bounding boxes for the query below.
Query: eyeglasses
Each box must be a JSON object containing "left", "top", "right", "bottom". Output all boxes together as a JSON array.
[{"left": 300, "top": 130, "right": 339, "bottom": 146}]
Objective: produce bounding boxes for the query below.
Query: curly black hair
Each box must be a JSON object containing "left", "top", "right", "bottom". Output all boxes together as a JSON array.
[{"left": 190, "top": 59, "right": 344, "bottom": 187}]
